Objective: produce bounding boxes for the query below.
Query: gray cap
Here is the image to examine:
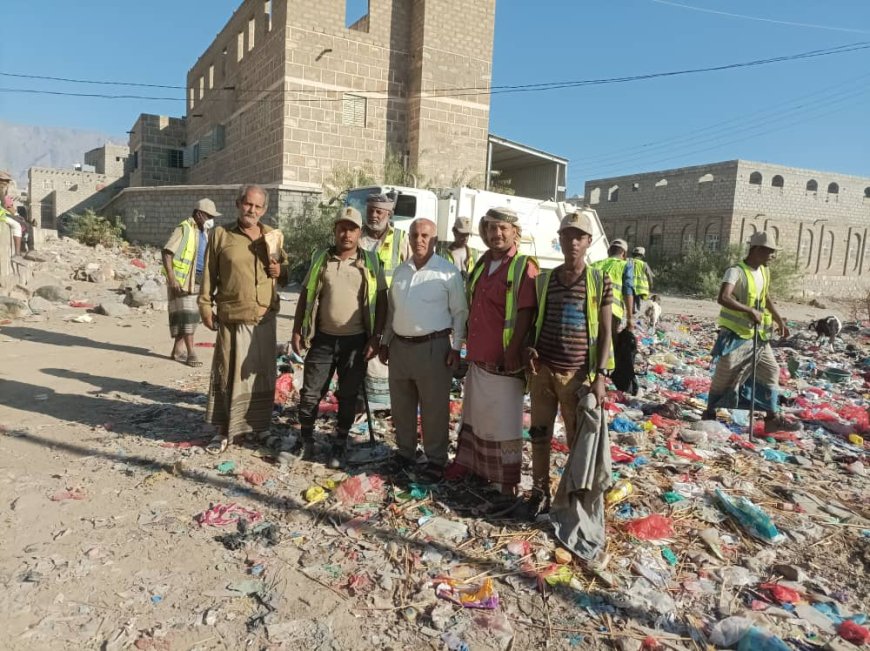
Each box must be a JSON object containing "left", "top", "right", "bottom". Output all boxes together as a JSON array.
[
  {"left": 335, "top": 206, "right": 363, "bottom": 228},
  {"left": 632, "top": 246, "right": 645, "bottom": 256},
  {"left": 453, "top": 216, "right": 472, "bottom": 234},
  {"left": 749, "top": 231, "right": 779, "bottom": 250},
  {"left": 611, "top": 238, "right": 628, "bottom": 251},
  {"left": 194, "top": 198, "right": 221, "bottom": 217}
]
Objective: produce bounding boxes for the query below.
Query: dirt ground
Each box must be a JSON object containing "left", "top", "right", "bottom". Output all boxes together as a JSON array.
[{"left": 0, "top": 277, "right": 857, "bottom": 650}]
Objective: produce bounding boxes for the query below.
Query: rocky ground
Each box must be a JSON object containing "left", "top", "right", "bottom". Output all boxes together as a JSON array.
[{"left": 0, "top": 235, "right": 867, "bottom": 651}]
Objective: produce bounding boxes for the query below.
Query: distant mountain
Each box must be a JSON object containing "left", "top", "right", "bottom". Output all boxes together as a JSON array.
[{"left": 0, "top": 119, "right": 126, "bottom": 188}]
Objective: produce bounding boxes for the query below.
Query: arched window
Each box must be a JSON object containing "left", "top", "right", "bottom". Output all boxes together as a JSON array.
[
  {"left": 864, "top": 187, "right": 870, "bottom": 199},
  {"left": 655, "top": 178, "right": 668, "bottom": 188},
  {"left": 624, "top": 225, "right": 636, "bottom": 244},
  {"left": 771, "top": 175, "right": 784, "bottom": 188},
  {"left": 768, "top": 226, "right": 780, "bottom": 248},
  {"left": 705, "top": 222, "right": 721, "bottom": 251},
  {"left": 698, "top": 173, "right": 714, "bottom": 183},
  {"left": 806, "top": 179, "right": 818, "bottom": 192},
  {"left": 749, "top": 171, "right": 762, "bottom": 185},
  {"left": 827, "top": 182, "right": 839, "bottom": 194},
  {"left": 680, "top": 224, "right": 696, "bottom": 252},
  {"left": 632, "top": 182, "right": 640, "bottom": 192},
  {"left": 608, "top": 185, "right": 619, "bottom": 202},
  {"left": 649, "top": 225, "right": 663, "bottom": 255},
  {"left": 589, "top": 187, "right": 601, "bottom": 204}
]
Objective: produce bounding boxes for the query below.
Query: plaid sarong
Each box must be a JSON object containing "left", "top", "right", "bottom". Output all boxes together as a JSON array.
[{"left": 168, "top": 288, "right": 200, "bottom": 337}]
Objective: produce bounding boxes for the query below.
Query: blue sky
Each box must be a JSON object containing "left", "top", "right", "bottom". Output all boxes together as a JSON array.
[{"left": 1, "top": 0, "right": 868, "bottom": 193}]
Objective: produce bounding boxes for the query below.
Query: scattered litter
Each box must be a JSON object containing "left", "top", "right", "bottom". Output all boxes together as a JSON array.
[{"left": 195, "top": 503, "right": 262, "bottom": 527}]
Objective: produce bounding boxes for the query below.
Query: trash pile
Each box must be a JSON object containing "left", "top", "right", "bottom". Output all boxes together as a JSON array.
[{"left": 147, "top": 314, "right": 868, "bottom": 650}]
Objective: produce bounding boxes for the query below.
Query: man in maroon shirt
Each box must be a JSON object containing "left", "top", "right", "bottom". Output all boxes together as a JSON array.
[{"left": 454, "top": 207, "right": 538, "bottom": 506}]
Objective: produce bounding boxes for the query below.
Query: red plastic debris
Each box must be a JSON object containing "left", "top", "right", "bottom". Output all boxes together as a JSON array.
[
  {"left": 50, "top": 487, "right": 86, "bottom": 501},
  {"left": 765, "top": 431, "right": 800, "bottom": 442},
  {"left": 610, "top": 445, "right": 636, "bottom": 463},
  {"left": 240, "top": 470, "right": 266, "bottom": 486},
  {"left": 550, "top": 439, "right": 569, "bottom": 453},
  {"left": 195, "top": 502, "right": 262, "bottom": 527},
  {"left": 729, "top": 434, "right": 757, "bottom": 451},
  {"left": 274, "top": 372, "right": 294, "bottom": 405},
  {"left": 130, "top": 258, "right": 147, "bottom": 269},
  {"left": 68, "top": 300, "right": 95, "bottom": 308},
  {"left": 334, "top": 474, "right": 385, "bottom": 505},
  {"left": 666, "top": 440, "right": 703, "bottom": 461},
  {"left": 624, "top": 514, "right": 674, "bottom": 540},
  {"left": 650, "top": 413, "right": 681, "bottom": 429},
  {"left": 838, "top": 620, "right": 870, "bottom": 645},
  {"left": 760, "top": 582, "right": 803, "bottom": 604},
  {"left": 194, "top": 341, "right": 215, "bottom": 348}
]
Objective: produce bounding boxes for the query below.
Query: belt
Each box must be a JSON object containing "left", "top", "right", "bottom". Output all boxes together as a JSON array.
[{"left": 394, "top": 328, "right": 451, "bottom": 344}]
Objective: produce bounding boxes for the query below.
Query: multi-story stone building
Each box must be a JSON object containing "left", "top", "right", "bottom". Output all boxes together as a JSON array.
[
  {"left": 183, "top": 0, "right": 495, "bottom": 189},
  {"left": 584, "top": 160, "right": 870, "bottom": 297}
]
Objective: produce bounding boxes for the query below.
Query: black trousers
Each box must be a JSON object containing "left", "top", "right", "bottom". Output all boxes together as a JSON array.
[{"left": 297, "top": 332, "right": 367, "bottom": 436}]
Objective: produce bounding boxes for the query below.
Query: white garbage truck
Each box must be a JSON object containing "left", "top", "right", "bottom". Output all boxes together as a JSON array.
[{"left": 344, "top": 185, "right": 610, "bottom": 268}]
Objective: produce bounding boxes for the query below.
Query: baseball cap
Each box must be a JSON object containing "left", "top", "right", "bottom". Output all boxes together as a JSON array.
[
  {"left": 749, "top": 231, "right": 779, "bottom": 250},
  {"left": 335, "top": 206, "right": 363, "bottom": 228},
  {"left": 194, "top": 198, "right": 221, "bottom": 217},
  {"left": 557, "top": 210, "right": 593, "bottom": 235},
  {"left": 632, "top": 246, "right": 645, "bottom": 256},
  {"left": 453, "top": 216, "right": 472, "bottom": 234},
  {"left": 611, "top": 238, "right": 628, "bottom": 251}
]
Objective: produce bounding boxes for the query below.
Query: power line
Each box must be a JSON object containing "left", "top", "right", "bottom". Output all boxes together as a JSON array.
[
  {"left": 1, "top": 40, "right": 868, "bottom": 104},
  {"left": 573, "top": 90, "right": 870, "bottom": 182},
  {"left": 650, "top": 0, "right": 870, "bottom": 35},
  {"left": 567, "top": 71, "right": 870, "bottom": 173}
]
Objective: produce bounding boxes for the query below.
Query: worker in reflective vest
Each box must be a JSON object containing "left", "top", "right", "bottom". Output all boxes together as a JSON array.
[
  {"left": 161, "top": 198, "right": 220, "bottom": 366},
  {"left": 592, "top": 238, "right": 634, "bottom": 345},
  {"left": 438, "top": 216, "right": 478, "bottom": 282},
  {"left": 524, "top": 209, "right": 613, "bottom": 522},
  {"left": 359, "top": 192, "right": 411, "bottom": 286},
  {"left": 630, "top": 246, "right": 654, "bottom": 312},
  {"left": 703, "top": 231, "right": 798, "bottom": 433},
  {"left": 291, "top": 206, "right": 387, "bottom": 468},
  {"left": 455, "top": 206, "right": 538, "bottom": 507}
]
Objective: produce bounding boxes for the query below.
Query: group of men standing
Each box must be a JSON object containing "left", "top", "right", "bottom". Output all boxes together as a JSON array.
[{"left": 162, "top": 183, "right": 794, "bottom": 555}]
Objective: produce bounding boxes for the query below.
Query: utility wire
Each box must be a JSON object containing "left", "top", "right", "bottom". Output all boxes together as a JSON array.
[
  {"left": 568, "top": 71, "right": 870, "bottom": 172},
  {"left": 1, "top": 41, "right": 868, "bottom": 103},
  {"left": 651, "top": 0, "right": 870, "bottom": 35}
]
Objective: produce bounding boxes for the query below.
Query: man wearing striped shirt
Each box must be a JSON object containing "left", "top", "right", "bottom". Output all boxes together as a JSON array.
[{"left": 524, "top": 210, "right": 613, "bottom": 518}]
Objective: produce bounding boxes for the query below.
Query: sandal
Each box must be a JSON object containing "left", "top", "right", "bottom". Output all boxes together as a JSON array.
[
  {"left": 206, "top": 434, "right": 229, "bottom": 455},
  {"left": 186, "top": 355, "right": 203, "bottom": 367}
]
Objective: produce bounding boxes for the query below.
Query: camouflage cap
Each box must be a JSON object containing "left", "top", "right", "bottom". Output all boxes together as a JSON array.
[
  {"left": 453, "top": 216, "right": 472, "bottom": 234},
  {"left": 484, "top": 206, "right": 518, "bottom": 223},
  {"left": 335, "top": 206, "right": 363, "bottom": 228}
]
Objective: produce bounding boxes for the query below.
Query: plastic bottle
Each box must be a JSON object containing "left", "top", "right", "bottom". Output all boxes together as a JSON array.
[{"left": 605, "top": 479, "right": 634, "bottom": 506}]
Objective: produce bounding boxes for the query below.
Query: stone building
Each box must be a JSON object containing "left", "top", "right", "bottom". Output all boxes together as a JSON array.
[
  {"left": 584, "top": 160, "right": 870, "bottom": 298},
  {"left": 84, "top": 143, "right": 130, "bottom": 178},
  {"left": 183, "top": 0, "right": 495, "bottom": 189}
]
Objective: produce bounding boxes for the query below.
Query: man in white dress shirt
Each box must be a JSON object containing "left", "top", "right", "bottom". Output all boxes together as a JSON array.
[{"left": 379, "top": 218, "right": 468, "bottom": 482}]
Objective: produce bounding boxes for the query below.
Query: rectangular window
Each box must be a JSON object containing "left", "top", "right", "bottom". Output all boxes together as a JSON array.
[
  {"left": 705, "top": 233, "right": 721, "bottom": 251},
  {"left": 248, "top": 17, "right": 256, "bottom": 50},
  {"left": 221, "top": 47, "right": 227, "bottom": 79},
  {"left": 167, "top": 149, "right": 184, "bottom": 169},
  {"left": 188, "top": 87, "right": 195, "bottom": 109},
  {"left": 341, "top": 94, "right": 366, "bottom": 127},
  {"left": 214, "top": 125, "right": 226, "bottom": 151},
  {"left": 237, "top": 31, "right": 244, "bottom": 61},
  {"left": 193, "top": 143, "right": 201, "bottom": 165},
  {"left": 208, "top": 65, "right": 214, "bottom": 89},
  {"left": 264, "top": 0, "right": 272, "bottom": 32},
  {"left": 132, "top": 151, "right": 139, "bottom": 170},
  {"left": 346, "top": 0, "right": 370, "bottom": 32},
  {"left": 198, "top": 75, "right": 205, "bottom": 99}
]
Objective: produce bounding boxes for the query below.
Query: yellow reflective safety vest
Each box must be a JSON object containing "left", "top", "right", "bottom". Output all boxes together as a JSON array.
[
  {"left": 532, "top": 266, "right": 613, "bottom": 381},
  {"left": 438, "top": 243, "right": 478, "bottom": 276},
  {"left": 632, "top": 258, "right": 650, "bottom": 299},
  {"left": 373, "top": 227, "right": 406, "bottom": 286},
  {"left": 301, "top": 248, "right": 380, "bottom": 346},
  {"left": 162, "top": 219, "right": 198, "bottom": 287},
  {"left": 718, "top": 261, "right": 773, "bottom": 340},
  {"left": 467, "top": 252, "right": 538, "bottom": 350},
  {"left": 592, "top": 257, "right": 627, "bottom": 320}
]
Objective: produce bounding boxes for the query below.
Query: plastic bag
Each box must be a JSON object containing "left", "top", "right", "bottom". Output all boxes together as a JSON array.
[
  {"left": 610, "top": 445, "right": 635, "bottom": 463},
  {"left": 610, "top": 416, "right": 642, "bottom": 433},
  {"left": 715, "top": 489, "right": 784, "bottom": 544},
  {"left": 435, "top": 577, "right": 499, "bottom": 609},
  {"left": 838, "top": 620, "right": 870, "bottom": 645},
  {"left": 334, "top": 473, "right": 385, "bottom": 505},
  {"left": 274, "top": 372, "right": 294, "bottom": 405},
  {"left": 625, "top": 514, "right": 674, "bottom": 541},
  {"left": 760, "top": 582, "right": 802, "bottom": 604},
  {"left": 737, "top": 628, "right": 791, "bottom": 651}
]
